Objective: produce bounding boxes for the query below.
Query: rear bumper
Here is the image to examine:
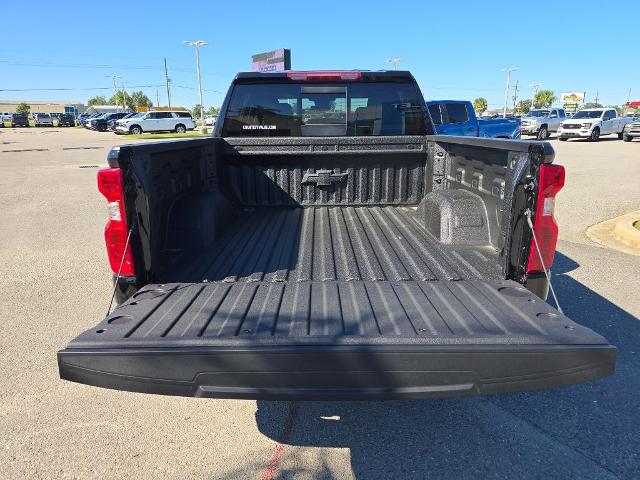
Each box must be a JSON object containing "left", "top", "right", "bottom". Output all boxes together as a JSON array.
[{"left": 58, "top": 344, "right": 616, "bottom": 400}]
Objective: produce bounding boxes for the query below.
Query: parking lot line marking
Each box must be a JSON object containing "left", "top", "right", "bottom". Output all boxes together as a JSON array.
[
  {"left": 62, "top": 146, "right": 104, "bottom": 150},
  {"left": 1, "top": 148, "right": 48, "bottom": 153},
  {"left": 260, "top": 401, "right": 300, "bottom": 480}
]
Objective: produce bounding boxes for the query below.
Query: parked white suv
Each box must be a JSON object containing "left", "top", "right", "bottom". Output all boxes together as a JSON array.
[
  {"left": 557, "top": 108, "right": 634, "bottom": 141},
  {"left": 114, "top": 111, "right": 195, "bottom": 135},
  {"left": 520, "top": 108, "right": 567, "bottom": 139}
]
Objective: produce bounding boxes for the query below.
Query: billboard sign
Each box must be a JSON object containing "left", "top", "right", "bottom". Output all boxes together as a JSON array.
[
  {"left": 251, "top": 49, "right": 291, "bottom": 72},
  {"left": 560, "top": 92, "right": 585, "bottom": 103}
]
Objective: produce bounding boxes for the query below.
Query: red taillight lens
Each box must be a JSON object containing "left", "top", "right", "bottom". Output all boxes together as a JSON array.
[
  {"left": 526, "top": 164, "right": 565, "bottom": 273},
  {"left": 97, "top": 168, "right": 135, "bottom": 276},
  {"left": 286, "top": 70, "right": 362, "bottom": 81}
]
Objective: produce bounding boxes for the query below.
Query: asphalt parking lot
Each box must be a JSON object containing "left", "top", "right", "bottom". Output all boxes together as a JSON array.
[{"left": 1, "top": 127, "right": 639, "bottom": 479}]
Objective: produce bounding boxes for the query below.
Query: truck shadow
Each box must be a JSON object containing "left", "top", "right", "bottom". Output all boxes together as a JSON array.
[{"left": 253, "top": 251, "right": 640, "bottom": 479}]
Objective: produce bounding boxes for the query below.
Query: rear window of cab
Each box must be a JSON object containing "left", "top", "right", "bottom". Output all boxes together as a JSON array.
[{"left": 221, "top": 82, "right": 427, "bottom": 137}]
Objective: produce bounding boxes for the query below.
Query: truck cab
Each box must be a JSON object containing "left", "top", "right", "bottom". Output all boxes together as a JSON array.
[{"left": 427, "top": 100, "right": 520, "bottom": 139}]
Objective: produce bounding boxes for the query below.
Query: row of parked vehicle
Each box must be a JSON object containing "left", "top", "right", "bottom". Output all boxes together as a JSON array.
[
  {"left": 81, "top": 110, "right": 196, "bottom": 135},
  {"left": 0, "top": 112, "right": 76, "bottom": 128},
  {"left": 520, "top": 107, "right": 640, "bottom": 142}
]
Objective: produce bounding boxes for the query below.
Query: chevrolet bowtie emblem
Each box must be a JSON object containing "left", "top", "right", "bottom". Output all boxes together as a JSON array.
[{"left": 301, "top": 169, "right": 348, "bottom": 187}]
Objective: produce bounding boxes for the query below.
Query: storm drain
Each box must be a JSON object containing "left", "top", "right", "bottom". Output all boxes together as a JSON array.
[{"left": 78, "top": 165, "right": 100, "bottom": 168}]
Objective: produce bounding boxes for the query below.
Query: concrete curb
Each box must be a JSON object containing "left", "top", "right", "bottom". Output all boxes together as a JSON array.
[
  {"left": 586, "top": 210, "right": 640, "bottom": 256},
  {"left": 614, "top": 217, "right": 640, "bottom": 248}
]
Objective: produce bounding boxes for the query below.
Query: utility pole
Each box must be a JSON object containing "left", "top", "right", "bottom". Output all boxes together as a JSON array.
[
  {"left": 164, "top": 57, "right": 172, "bottom": 109},
  {"left": 106, "top": 75, "right": 121, "bottom": 111},
  {"left": 512, "top": 79, "right": 519, "bottom": 110},
  {"left": 156, "top": 89, "right": 160, "bottom": 108},
  {"left": 529, "top": 83, "right": 541, "bottom": 110},
  {"left": 627, "top": 88, "right": 632, "bottom": 105},
  {"left": 595, "top": 91, "right": 599, "bottom": 105},
  {"left": 183, "top": 40, "right": 208, "bottom": 129},
  {"left": 386, "top": 58, "right": 402, "bottom": 70},
  {"left": 500, "top": 67, "right": 519, "bottom": 117},
  {"left": 121, "top": 80, "right": 127, "bottom": 111}
]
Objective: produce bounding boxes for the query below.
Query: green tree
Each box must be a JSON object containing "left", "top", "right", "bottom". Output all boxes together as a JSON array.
[
  {"left": 583, "top": 101, "right": 603, "bottom": 109},
  {"left": 15, "top": 102, "right": 30, "bottom": 115},
  {"left": 108, "top": 91, "right": 133, "bottom": 109},
  {"left": 516, "top": 99, "right": 532, "bottom": 114},
  {"left": 130, "top": 91, "right": 153, "bottom": 108},
  {"left": 206, "top": 106, "right": 220, "bottom": 116},
  {"left": 607, "top": 105, "right": 626, "bottom": 115},
  {"left": 534, "top": 90, "right": 556, "bottom": 108},
  {"left": 87, "top": 96, "right": 107, "bottom": 107},
  {"left": 192, "top": 104, "right": 202, "bottom": 119},
  {"left": 472, "top": 97, "right": 488, "bottom": 114}
]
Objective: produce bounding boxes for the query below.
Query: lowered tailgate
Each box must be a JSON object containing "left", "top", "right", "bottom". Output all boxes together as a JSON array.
[{"left": 58, "top": 279, "right": 615, "bottom": 400}]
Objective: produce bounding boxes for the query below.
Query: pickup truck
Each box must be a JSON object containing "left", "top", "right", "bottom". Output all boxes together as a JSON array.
[
  {"left": 558, "top": 108, "right": 633, "bottom": 141},
  {"left": 623, "top": 119, "right": 640, "bottom": 141},
  {"left": 58, "top": 70, "right": 615, "bottom": 400},
  {"left": 426, "top": 100, "right": 520, "bottom": 139},
  {"left": 520, "top": 108, "right": 568, "bottom": 140}
]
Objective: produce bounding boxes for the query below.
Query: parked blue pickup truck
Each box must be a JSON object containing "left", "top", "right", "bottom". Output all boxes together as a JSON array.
[{"left": 427, "top": 100, "right": 520, "bottom": 139}]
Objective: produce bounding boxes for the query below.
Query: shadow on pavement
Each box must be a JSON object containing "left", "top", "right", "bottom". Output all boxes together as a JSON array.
[{"left": 255, "top": 251, "right": 639, "bottom": 479}]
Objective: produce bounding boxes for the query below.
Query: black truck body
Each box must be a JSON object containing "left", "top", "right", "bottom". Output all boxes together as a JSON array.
[{"left": 58, "top": 71, "right": 615, "bottom": 400}]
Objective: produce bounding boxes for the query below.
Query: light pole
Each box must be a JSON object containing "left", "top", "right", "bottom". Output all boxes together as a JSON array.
[
  {"left": 183, "top": 40, "right": 208, "bottom": 128},
  {"left": 500, "top": 67, "right": 519, "bottom": 117},
  {"left": 529, "top": 83, "right": 541, "bottom": 111},
  {"left": 386, "top": 58, "right": 402, "bottom": 70},
  {"left": 106, "top": 75, "right": 121, "bottom": 111}
]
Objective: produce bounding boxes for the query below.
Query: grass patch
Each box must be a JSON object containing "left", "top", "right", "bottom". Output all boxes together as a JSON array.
[
  {"left": 634, "top": 220, "right": 640, "bottom": 232},
  {"left": 127, "top": 131, "right": 206, "bottom": 139}
]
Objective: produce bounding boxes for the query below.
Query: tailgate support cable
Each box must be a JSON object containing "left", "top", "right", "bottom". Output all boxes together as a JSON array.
[
  {"left": 106, "top": 228, "right": 133, "bottom": 316},
  {"left": 524, "top": 209, "right": 563, "bottom": 314}
]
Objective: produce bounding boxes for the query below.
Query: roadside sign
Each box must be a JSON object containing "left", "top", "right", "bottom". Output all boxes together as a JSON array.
[
  {"left": 561, "top": 92, "right": 585, "bottom": 103},
  {"left": 251, "top": 49, "right": 291, "bottom": 72}
]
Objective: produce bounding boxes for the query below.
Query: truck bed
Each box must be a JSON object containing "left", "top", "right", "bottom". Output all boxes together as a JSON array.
[
  {"left": 169, "top": 206, "right": 502, "bottom": 284},
  {"left": 60, "top": 205, "right": 613, "bottom": 399},
  {"left": 58, "top": 135, "right": 615, "bottom": 400}
]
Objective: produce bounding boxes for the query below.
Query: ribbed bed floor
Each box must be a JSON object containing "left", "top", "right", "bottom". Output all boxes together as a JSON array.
[{"left": 169, "top": 206, "right": 501, "bottom": 284}]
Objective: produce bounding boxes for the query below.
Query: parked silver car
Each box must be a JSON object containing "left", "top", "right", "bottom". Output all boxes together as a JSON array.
[{"left": 33, "top": 113, "right": 53, "bottom": 127}]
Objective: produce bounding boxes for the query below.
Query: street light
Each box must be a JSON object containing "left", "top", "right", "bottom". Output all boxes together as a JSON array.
[
  {"left": 183, "top": 40, "right": 208, "bottom": 128},
  {"left": 106, "top": 75, "right": 121, "bottom": 111},
  {"left": 529, "top": 83, "right": 541, "bottom": 111},
  {"left": 500, "top": 67, "right": 519, "bottom": 117},
  {"left": 386, "top": 58, "right": 402, "bottom": 70}
]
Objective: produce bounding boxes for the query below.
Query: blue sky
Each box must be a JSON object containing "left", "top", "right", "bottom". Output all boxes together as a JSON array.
[{"left": 1, "top": 1, "right": 638, "bottom": 110}]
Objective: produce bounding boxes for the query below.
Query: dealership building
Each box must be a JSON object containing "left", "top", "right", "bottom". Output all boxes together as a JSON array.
[{"left": 0, "top": 99, "right": 86, "bottom": 115}]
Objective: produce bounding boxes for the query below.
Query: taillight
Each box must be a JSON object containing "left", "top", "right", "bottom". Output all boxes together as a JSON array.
[
  {"left": 286, "top": 70, "right": 362, "bottom": 81},
  {"left": 97, "top": 168, "right": 135, "bottom": 276},
  {"left": 526, "top": 164, "right": 565, "bottom": 273}
]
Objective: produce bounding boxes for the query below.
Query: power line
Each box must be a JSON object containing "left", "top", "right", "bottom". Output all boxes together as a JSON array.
[
  {"left": 0, "top": 60, "right": 158, "bottom": 70},
  {"left": 0, "top": 84, "right": 165, "bottom": 92}
]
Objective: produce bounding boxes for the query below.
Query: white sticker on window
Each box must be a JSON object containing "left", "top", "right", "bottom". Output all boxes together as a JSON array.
[{"left": 242, "top": 125, "right": 276, "bottom": 130}]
